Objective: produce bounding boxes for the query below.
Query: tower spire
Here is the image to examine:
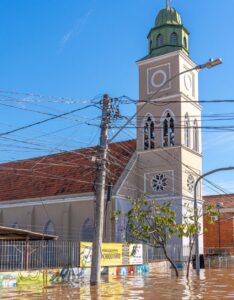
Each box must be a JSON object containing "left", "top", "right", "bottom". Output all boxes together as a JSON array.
[{"left": 166, "top": 0, "right": 170, "bottom": 9}]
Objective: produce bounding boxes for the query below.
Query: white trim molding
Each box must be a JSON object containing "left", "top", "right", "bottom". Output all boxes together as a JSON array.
[{"left": 0, "top": 194, "right": 95, "bottom": 209}]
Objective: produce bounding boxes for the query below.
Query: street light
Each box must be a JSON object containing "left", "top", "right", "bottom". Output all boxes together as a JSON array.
[
  {"left": 196, "top": 58, "right": 222, "bottom": 70},
  {"left": 194, "top": 166, "right": 234, "bottom": 277},
  {"left": 216, "top": 202, "right": 224, "bottom": 251}
]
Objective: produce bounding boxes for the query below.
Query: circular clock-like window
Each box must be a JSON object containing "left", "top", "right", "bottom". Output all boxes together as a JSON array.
[
  {"left": 187, "top": 174, "right": 195, "bottom": 193},
  {"left": 151, "top": 70, "right": 167, "bottom": 89},
  {"left": 151, "top": 174, "right": 168, "bottom": 192},
  {"left": 184, "top": 74, "right": 192, "bottom": 91}
]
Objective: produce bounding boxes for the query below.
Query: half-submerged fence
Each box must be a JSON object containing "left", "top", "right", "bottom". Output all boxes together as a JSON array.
[
  {"left": 204, "top": 247, "right": 234, "bottom": 256},
  {"left": 0, "top": 240, "right": 80, "bottom": 271},
  {"left": 147, "top": 245, "right": 192, "bottom": 262},
  {"left": 147, "top": 245, "right": 234, "bottom": 269},
  {"left": 1, "top": 240, "right": 234, "bottom": 272}
]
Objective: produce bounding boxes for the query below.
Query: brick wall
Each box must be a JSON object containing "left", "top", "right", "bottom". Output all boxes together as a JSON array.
[
  {"left": 203, "top": 195, "right": 234, "bottom": 250},
  {"left": 204, "top": 213, "right": 234, "bottom": 248}
]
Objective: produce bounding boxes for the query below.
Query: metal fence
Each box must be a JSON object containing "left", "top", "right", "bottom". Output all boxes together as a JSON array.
[
  {"left": 204, "top": 247, "right": 234, "bottom": 256},
  {"left": 146, "top": 245, "right": 192, "bottom": 263},
  {"left": 0, "top": 240, "right": 80, "bottom": 271},
  {"left": 146, "top": 245, "right": 234, "bottom": 269}
]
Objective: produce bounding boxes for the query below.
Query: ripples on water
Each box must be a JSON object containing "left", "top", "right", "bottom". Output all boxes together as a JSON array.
[{"left": 1, "top": 267, "right": 234, "bottom": 299}]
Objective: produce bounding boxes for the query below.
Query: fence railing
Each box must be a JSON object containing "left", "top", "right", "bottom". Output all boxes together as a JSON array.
[
  {"left": 1, "top": 240, "right": 234, "bottom": 271},
  {"left": 146, "top": 245, "right": 234, "bottom": 265},
  {"left": 146, "top": 245, "right": 193, "bottom": 262},
  {"left": 204, "top": 247, "right": 234, "bottom": 256},
  {"left": 0, "top": 240, "right": 80, "bottom": 271}
]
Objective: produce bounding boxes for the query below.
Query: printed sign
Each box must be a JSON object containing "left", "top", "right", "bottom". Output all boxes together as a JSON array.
[
  {"left": 80, "top": 242, "right": 122, "bottom": 267},
  {"left": 80, "top": 242, "right": 143, "bottom": 267},
  {"left": 129, "top": 244, "right": 143, "bottom": 265}
]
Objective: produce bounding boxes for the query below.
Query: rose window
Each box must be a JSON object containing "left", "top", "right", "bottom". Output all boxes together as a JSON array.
[
  {"left": 151, "top": 174, "right": 168, "bottom": 191},
  {"left": 187, "top": 175, "right": 195, "bottom": 193}
]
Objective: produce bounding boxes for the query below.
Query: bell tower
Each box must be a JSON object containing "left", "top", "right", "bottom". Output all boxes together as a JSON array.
[{"left": 136, "top": 3, "right": 202, "bottom": 250}]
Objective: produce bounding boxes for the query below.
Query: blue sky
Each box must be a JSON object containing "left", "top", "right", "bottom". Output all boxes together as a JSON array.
[{"left": 0, "top": 0, "right": 234, "bottom": 195}]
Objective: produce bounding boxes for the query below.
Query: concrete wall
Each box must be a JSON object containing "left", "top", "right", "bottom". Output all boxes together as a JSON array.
[{"left": 0, "top": 195, "right": 98, "bottom": 242}]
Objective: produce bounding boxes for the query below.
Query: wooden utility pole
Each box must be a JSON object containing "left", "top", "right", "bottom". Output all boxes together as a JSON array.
[{"left": 90, "top": 94, "right": 110, "bottom": 285}]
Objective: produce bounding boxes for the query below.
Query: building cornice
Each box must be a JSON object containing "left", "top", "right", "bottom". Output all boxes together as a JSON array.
[
  {"left": 137, "top": 50, "right": 197, "bottom": 69},
  {"left": 137, "top": 145, "right": 181, "bottom": 155},
  {"left": 0, "top": 193, "right": 95, "bottom": 209},
  {"left": 181, "top": 145, "right": 203, "bottom": 158},
  {"left": 136, "top": 92, "right": 202, "bottom": 111}
]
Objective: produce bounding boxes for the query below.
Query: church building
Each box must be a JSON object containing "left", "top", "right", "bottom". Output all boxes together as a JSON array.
[{"left": 0, "top": 3, "right": 203, "bottom": 250}]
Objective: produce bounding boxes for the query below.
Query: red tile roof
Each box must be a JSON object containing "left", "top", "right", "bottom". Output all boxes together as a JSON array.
[{"left": 0, "top": 140, "right": 136, "bottom": 201}]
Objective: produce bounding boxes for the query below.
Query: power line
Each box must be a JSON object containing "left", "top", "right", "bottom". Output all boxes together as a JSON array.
[
  {"left": 0, "top": 89, "right": 100, "bottom": 104},
  {"left": 123, "top": 95, "right": 234, "bottom": 104},
  {"left": 0, "top": 104, "right": 95, "bottom": 138}
]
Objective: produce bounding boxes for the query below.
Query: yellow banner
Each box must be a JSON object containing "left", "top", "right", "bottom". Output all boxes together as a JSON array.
[{"left": 80, "top": 242, "right": 122, "bottom": 267}]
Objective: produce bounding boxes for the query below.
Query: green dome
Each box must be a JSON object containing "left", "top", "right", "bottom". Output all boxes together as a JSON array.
[
  {"left": 139, "top": 4, "right": 189, "bottom": 60},
  {"left": 155, "top": 7, "right": 182, "bottom": 27}
]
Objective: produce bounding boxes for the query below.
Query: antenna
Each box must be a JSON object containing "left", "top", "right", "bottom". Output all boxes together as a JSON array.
[{"left": 166, "top": 0, "right": 170, "bottom": 8}]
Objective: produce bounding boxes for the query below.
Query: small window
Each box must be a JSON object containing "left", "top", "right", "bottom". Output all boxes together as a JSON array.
[
  {"left": 144, "top": 116, "right": 155, "bottom": 150},
  {"left": 156, "top": 34, "right": 164, "bottom": 47},
  {"left": 211, "top": 216, "right": 219, "bottom": 222},
  {"left": 184, "top": 37, "right": 187, "bottom": 49},
  {"left": 163, "top": 112, "right": 175, "bottom": 147},
  {"left": 170, "top": 32, "right": 178, "bottom": 45}
]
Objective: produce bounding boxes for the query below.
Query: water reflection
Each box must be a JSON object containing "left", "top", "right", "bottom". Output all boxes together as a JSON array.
[{"left": 1, "top": 267, "right": 234, "bottom": 299}]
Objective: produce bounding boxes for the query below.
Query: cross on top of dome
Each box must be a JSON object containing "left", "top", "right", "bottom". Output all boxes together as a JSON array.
[
  {"left": 144, "top": 0, "right": 189, "bottom": 58},
  {"left": 166, "top": 0, "right": 171, "bottom": 9}
]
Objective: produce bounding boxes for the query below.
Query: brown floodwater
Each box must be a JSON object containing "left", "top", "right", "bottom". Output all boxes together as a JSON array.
[{"left": 1, "top": 266, "right": 234, "bottom": 299}]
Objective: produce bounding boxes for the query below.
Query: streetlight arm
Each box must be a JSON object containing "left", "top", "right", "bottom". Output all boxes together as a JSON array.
[
  {"left": 194, "top": 166, "right": 234, "bottom": 276},
  {"left": 196, "top": 58, "right": 222, "bottom": 70},
  {"left": 194, "top": 166, "right": 234, "bottom": 201}
]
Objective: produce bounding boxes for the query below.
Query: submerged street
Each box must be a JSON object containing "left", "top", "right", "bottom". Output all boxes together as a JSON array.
[{"left": 1, "top": 265, "right": 234, "bottom": 299}]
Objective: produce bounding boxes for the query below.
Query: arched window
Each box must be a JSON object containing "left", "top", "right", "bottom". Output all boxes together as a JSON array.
[
  {"left": 44, "top": 220, "right": 55, "bottom": 235},
  {"left": 43, "top": 221, "right": 56, "bottom": 267},
  {"left": 193, "top": 119, "right": 199, "bottom": 152},
  {"left": 184, "top": 113, "right": 190, "bottom": 148},
  {"left": 162, "top": 112, "right": 175, "bottom": 147},
  {"left": 81, "top": 218, "right": 94, "bottom": 242},
  {"left": 183, "top": 37, "right": 187, "bottom": 49},
  {"left": 156, "top": 34, "right": 164, "bottom": 47},
  {"left": 144, "top": 116, "right": 155, "bottom": 150},
  {"left": 170, "top": 32, "right": 178, "bottom": 45}
]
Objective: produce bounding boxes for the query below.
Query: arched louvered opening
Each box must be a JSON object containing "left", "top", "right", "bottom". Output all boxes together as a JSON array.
[
  {"left": 156, "top": 34, "right": 164, "bottom": 47},
  {"left": 163, "top": 112, "right": 175, "bottom": 147},
  {"left": 170, "top": 32, "right": 178, "bottom": 45},
  {"left": 193, "top": 119, "right": 199, "bottom": 152},
  {"left": 149, "top": 39, "right": 153, "bottom": 51},
  {"left": 184, "top": 113, "right": 190, "bottom": 148},
  {"left": 81, "top": 218, "right": 94, "bottom": 242},
  {"left": 144, "top": 116, "right": 155, "bottom": 150},
  {"left": 183, "top": 36, "right": 187, "bottom": 49}
]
